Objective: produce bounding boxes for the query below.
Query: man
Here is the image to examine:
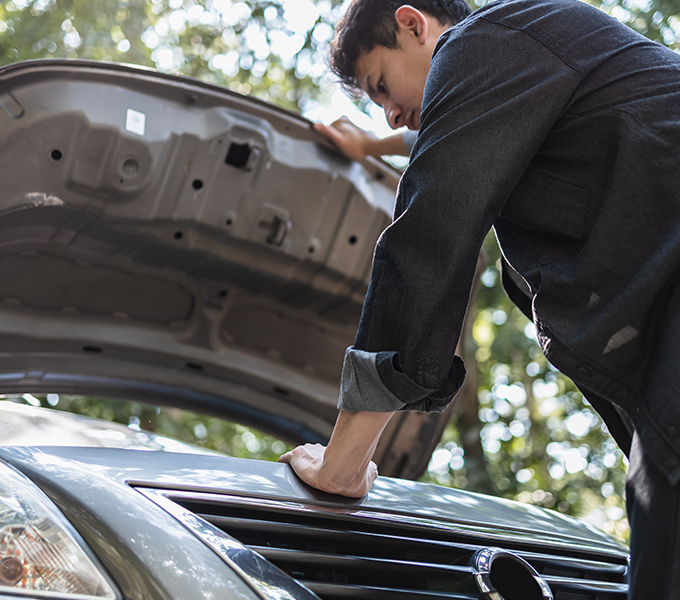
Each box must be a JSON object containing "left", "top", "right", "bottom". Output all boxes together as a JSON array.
[{"left": 280, "top": 0, "right": 680, "bottom": 596}]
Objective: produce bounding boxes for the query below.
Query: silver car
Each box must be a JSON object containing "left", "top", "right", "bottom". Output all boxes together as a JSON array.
[{"left": 0, "top": 59, "right": 628, "bottom": 600}]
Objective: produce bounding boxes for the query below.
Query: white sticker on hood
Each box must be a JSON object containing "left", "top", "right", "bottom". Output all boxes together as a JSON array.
[
  {"left": 126, "top": 109, "right": 146, "bottom": 136},
  {"left": 25, "top": 192, "right": 64, "bottom": 206}
]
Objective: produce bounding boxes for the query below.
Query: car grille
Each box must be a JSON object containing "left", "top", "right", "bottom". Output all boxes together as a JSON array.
[{"left": 153, "top": 489, "right": 628, "bottom": 600}]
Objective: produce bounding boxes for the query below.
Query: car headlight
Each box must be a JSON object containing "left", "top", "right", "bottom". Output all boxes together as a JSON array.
[{"left": 0, "top": 461, "right": 117, "bottom": 598}]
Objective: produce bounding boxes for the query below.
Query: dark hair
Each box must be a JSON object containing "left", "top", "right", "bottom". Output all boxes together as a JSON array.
[{"left": 329, "top": 0, "right": 472, "bottom": 96}]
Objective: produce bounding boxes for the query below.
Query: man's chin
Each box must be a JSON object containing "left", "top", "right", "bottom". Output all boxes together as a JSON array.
[{"left": 407, "top": 113, "right": 421, "bottom": 130}]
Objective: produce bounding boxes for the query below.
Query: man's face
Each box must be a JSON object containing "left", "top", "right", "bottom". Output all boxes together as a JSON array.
[
  {"left": 355, "top": 42, "right": 429, "bottom": 131},
  {"left": 354, "top": 7, "right": 449, "bottom": 131}
]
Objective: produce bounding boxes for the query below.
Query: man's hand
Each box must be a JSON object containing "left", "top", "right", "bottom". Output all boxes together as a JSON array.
[
  {"left": 279, "top": 442, "right": 378, "bottom": 498},
  {"left": 314, "top": 117, "right": 409, "bottom": 160},
  {"left": 279, "top": 410, "right": 394, "bottom": 498}
]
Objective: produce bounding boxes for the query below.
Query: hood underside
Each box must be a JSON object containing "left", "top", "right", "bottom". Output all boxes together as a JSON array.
[{"left": 0, "top": 59, "right": 453, "bottom": 478}]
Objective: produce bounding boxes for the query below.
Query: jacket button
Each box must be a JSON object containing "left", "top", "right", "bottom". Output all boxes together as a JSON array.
[{"left": 576, "top": 365, "right": 592, "bottom": 377}]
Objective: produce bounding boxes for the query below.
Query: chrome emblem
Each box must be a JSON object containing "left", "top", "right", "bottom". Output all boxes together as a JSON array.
[{"left": 474, "top": 547, "right": 554, "bottom": 600}]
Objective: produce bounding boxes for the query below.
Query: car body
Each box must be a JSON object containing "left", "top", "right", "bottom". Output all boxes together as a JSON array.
[{"left": 0, "top": 59, "right": 629, "bottom": 600}]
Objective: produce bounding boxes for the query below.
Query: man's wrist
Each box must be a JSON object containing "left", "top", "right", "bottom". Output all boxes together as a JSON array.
[
  {"left": 364, "top": 134, "right": 410, "bottom": 158},
  {"left": 317, "top": 410, "right": 394, "bottom": 495},
  {"left": 317, "top": 457, "right": 378, "bottom": 496}
]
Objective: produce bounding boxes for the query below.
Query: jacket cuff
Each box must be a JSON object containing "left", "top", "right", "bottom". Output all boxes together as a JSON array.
[
  {"left": 337, "top": 347, "right": 407, "bottom": 412},
  {"left": 338, "top": 347, "right": 465, "bottom": 413}
]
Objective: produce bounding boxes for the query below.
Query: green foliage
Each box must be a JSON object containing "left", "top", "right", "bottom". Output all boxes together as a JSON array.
[
  {"left": 0, "top": 0, "right": 345, "bottom": 113},
  {"left": 12, "top": 392, "right": 291, "bottom": 461},
  {"left": 589, "top": 0, "right": 680, "bottom": 50},
  {"left": 0, "top": 0, "right": 153, "bottom": 65}
]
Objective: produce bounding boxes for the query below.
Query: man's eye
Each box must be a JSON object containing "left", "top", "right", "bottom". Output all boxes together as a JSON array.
[{"left": 377, "top": 80, "right": 386, "bottom": 93}]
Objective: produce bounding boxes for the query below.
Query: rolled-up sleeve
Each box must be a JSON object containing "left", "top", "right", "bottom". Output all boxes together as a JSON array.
[
  {"left": 337, "top": 347, "right": 407, "bottom": 412},
  {"left": 339, "top": 12, "right": 582, "bottom": 413}
]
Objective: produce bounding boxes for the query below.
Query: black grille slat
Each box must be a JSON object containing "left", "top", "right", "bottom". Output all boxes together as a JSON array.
[
  {"left": 252, "top": 546, "right": 475, "bottom": 591},
  {"left": 543, "top": 576, "right": 629, "bottom": 597},
  {"left": 252, "top": 548, "right": 475, "bottom": 594},
  {"left": 520, "top": 551, "right": 628, "bottom": 581},
  {"left": 254, "top": 546, "right": 474, "bottom": 575},
  {"left": 164, "top": 492, "right": 628, "bottom": 600},
  {"left": 304, "top": 581, "right": 475, "bottom": 600}
]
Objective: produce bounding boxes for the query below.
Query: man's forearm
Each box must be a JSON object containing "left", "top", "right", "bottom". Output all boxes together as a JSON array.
[
  {"left": 320, "top": 410, "right": 394, "bottom": 494},
  {"left": 362, "top": 134, "right": 410, "bottom": 158}
]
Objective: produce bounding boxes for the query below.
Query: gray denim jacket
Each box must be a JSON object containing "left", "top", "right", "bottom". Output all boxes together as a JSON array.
[{"left": 339, "top": 0, "right": 680, "bottom": 484}]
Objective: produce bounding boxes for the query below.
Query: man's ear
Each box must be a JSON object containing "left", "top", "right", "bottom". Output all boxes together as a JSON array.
[{"left": 394, "top": 5, "right": 429, "bottom": 43}]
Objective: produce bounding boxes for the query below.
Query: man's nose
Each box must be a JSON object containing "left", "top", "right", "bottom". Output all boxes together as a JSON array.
[{"left": 385, "top": 102, "right": 403, "bottom": 129}]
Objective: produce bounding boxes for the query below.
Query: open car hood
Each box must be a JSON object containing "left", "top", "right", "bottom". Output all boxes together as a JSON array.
[{"left": 0, "top": 59, "right": 451, "bottom": 478}]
